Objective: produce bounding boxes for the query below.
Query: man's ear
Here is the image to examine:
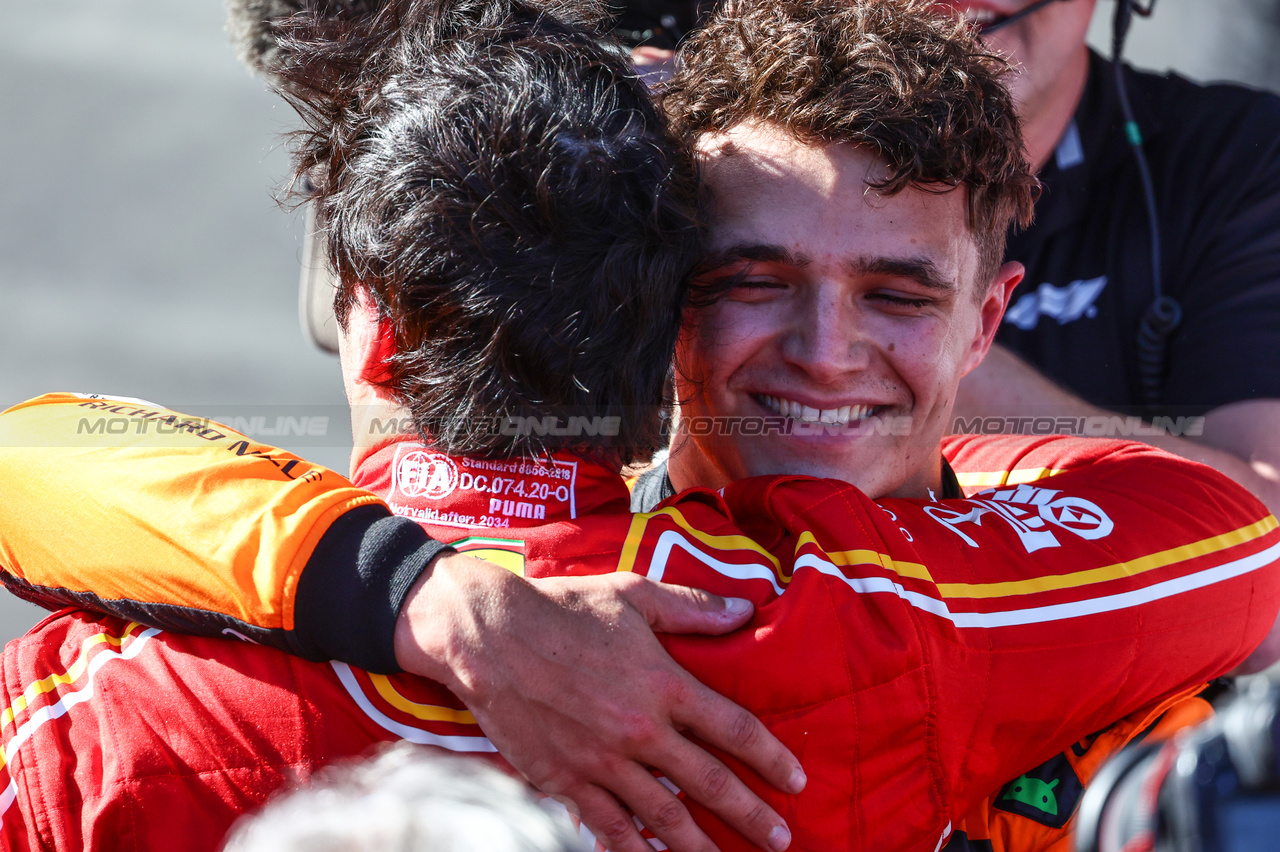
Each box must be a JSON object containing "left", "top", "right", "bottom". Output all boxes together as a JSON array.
[
  {"left": 962, "top": 261, "right": 1024, "bottom": 376},
  {"left": 338, "top": 289, "right": 398, "bottom": 401}
]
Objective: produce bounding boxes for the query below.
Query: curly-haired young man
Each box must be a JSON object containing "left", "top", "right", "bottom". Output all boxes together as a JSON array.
[
  {"left": 641, "top": 4, "right": 1265, "bottom": 849},
  {"left": 645, "top": 0, "right": 1037, "bottom": 504}
]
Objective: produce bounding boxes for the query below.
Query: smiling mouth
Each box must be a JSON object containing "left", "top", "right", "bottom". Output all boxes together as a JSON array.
[{"left": 753, "top": 394, "right": 885, "bottom": 426}]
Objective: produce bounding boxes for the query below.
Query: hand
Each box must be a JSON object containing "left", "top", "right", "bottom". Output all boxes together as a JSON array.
[{"left": 394, "top": 553, "right": 806, "bottom": 852}]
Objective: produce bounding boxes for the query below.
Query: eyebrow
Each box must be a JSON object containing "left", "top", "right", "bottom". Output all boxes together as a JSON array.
[
  {"left": 695, "top": 243, "right": 812, "bottom": 275},
  {"left": 697, "top": 243, "right": 958, "bottom": 294},
  {"left": 847, "top": 256, "right": 957, "bottom": 294}
]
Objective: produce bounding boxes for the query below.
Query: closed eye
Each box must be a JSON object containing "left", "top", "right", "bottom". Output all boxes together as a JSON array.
[
  {"left": 695, "top": 261, "right": 790, "bottom": 301},
  {"left": 868, "top": 293, "right": 934, "bottom": 309},
  {"left": 727, "top": 278, "right": 788, "bottom": 302}
]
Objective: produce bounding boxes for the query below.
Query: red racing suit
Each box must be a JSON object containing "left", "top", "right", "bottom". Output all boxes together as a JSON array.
[{"left": 1, "top": 394, "right": 1278, "bottom": 851}]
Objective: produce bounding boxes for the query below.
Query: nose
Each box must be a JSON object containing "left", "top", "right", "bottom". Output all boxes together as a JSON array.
[{"left": 780, "top": 281, "right": 870, "bottom": 383}]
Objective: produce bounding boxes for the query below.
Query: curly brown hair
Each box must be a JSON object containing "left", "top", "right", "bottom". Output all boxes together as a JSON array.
[{"left": 662, "top": 0, "right": 1039, "bottom": 284}]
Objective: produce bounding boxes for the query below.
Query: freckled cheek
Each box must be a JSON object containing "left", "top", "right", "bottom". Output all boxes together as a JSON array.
[{"left": 891, "top": 331, "right": 958, "bottom": 404}]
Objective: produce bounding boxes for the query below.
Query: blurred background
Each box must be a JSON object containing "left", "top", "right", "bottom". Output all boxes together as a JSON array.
[{"left": 3, "top": 0, "right": 1280, "bottom": 643}]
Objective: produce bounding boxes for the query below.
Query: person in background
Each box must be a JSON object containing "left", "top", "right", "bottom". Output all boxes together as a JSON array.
[{"left": 943, "top": 0, "right": 1280, "bottom": 518}]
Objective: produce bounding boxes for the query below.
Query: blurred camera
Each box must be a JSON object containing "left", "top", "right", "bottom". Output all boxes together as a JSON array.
[
  {"left": 1076, "top": 677, "right": 1280, "bottom": 852},
  {"left": 609, "top": 0, "right": 719, "bottom": 48}
]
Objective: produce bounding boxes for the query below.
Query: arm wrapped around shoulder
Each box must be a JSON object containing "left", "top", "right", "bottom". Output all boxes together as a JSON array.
[{"left": 0, "top": 393, "right": 419, "bottom": 671}]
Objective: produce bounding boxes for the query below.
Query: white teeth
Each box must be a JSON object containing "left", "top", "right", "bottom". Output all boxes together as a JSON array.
[
  {"left": 757, "top": 395, "right": 877, "bottom": 426},
  {"left": 964, "top": 9, "right": 998, "bottom": 25}
]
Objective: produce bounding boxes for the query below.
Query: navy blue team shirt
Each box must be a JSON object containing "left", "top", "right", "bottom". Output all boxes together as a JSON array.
[{"left": 999, "top": 50, "right": 1280, "bottom": 415}]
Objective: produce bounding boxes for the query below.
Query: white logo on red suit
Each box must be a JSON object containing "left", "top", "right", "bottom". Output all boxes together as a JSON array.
[
  {"left": 923, "top": 483, "right": 1113, "bottom": 553},
  {"left": 396, "top": 451, "right": 460, "bottom": 500}
]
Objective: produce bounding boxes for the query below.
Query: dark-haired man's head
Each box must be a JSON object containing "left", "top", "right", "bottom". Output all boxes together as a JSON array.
[
  {"left": 661, "top": 0, "right": 1039, "bottom": 499},
  {"left": 273, "top": 0, "right": 701, "bottom": 469}
]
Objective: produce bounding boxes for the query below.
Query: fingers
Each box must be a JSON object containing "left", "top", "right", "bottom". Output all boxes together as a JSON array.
[
  {"left": 572, "top": 777, "right": 720, "bottom": 852},
  {"left": 673, "top": 683, "right": 807, "bottom": 799},
  {"left": 413, "top": 570, "right": 801, "bottom": 850},
  {"left": 651, "top": 730, "right": 793, "bottom": 852},
  {"left": 616, "top": 574, "right": 806, "bottom": 800},
  {"left": 619, "top": 575, "right": 755, "bottom": 635}
]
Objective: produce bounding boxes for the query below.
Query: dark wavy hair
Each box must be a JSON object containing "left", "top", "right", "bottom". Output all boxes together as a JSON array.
[
  {"left": 663, "top": 0, "right": 1038, "bottom": 284},
  {"left": 225, "top": 0, "right": 387, "bottom": 77},
  {"left": 270, "top": 0, "right": 702, "bottom": 466}
]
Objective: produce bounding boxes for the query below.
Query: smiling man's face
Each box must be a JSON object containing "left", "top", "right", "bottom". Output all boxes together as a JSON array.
[{"left": 668, "top": 123, "right": 1022, "bottom": 499}]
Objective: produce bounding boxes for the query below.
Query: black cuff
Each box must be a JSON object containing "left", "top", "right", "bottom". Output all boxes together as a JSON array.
[{"left": 291, "top": 505, "right": 455, "bottom": 673}]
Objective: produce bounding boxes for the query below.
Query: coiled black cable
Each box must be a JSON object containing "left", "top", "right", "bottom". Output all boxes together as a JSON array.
[
  {"left": 990, "top": 0, "right": 1175, "bottom": 408},
  {"left": 1110, "top": 0, "right": 1179, "bottom": 408}
]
